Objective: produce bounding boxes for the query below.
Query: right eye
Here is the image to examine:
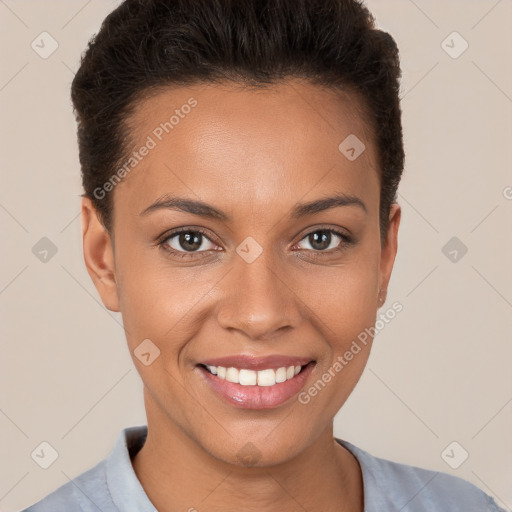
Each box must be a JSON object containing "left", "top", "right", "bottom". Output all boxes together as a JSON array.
[{"left": 159, "top": 228, "right": 220, "bottom": 258}]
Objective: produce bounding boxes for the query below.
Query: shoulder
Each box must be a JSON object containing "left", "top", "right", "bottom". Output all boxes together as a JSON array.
[
  {"left": 20, "top": 459, "right": 116, "bottom": 512},
  {"left": 20, "top": 426, "right": 150, "bottom": 512},
  {"left": 337, "top": 439, "right": 506, "bottom": 512}
]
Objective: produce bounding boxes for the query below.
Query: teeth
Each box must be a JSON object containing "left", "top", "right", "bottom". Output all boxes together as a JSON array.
[
  {"left": 239, "top": 369, "right": 257, "bottom": 385},
  {"left": 257, "top": 369, "right": 275, "bottom": 386},
  {"left": 275, "top": 367, "right": 287, "bottom": 383},
  {"left": 225, "top": 367, "right": 239, "bottom": 383},
  {"left": 204, "top": 364, "right": 304, "bottom": 386}
]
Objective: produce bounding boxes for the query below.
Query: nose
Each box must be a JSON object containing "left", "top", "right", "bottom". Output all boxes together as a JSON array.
[{"left": 216, "top": 248, "right": 301, "bottom": 341}]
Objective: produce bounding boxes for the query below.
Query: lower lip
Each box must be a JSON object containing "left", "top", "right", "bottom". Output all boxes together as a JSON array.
[{"left": 197, "top": 363, "right": 315, "bottom": 409}]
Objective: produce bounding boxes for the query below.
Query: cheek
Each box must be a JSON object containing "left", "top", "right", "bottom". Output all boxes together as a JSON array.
[
  {"left": 295, "top": 266, "right": 379, "bottom": 421},
  {"left": 297, "top": 251, "right": 380, "bottom": 337},
  {"left": 115, "top": 244, "right": 224, "bottom": 375},
  {"left": 115, "top": 244, "right": 191, "bottom": 347},
  {"left": 295, "top": 246, "right": 380, "bottom": 404}
]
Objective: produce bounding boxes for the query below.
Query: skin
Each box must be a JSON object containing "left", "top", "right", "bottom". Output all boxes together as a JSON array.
[{"left": 82, "top": 80, "right": 400, "bottom": 512}]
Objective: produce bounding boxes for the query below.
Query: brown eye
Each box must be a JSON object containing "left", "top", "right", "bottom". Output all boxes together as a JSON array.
[
  {"left": 161, "top": 229, "right": 218, "bottom": 256},
  {"left": 297, "top": 229, "right": 349, "bottom": 252}
]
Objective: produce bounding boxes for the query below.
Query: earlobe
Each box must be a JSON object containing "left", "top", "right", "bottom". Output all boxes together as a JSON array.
[
  {"left": 81, "top": 197, "right": 120, "bottom": 312},
  {"left": 378, "top": 203, "right": 401, "bottom": 306}
]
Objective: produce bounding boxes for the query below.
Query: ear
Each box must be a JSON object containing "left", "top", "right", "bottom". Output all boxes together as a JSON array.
[
  {"left": 378, "top": 203, "right": 401, "bottom": 306},
  {"left": 81, "top": 197, "right": 120, "bottom": 312}
]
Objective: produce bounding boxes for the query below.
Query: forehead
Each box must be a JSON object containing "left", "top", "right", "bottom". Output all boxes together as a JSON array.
[{"left": 115, "top": 80, "right": 379, "bottom": 220}]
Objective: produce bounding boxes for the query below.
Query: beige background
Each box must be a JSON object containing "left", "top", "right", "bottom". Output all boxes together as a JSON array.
[{"left": 1, "top": 0, "right": 511, "bottom": 510}]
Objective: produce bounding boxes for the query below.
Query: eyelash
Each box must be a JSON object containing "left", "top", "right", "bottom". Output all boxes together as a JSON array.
[{"left": 157, "top": 226, "right": 354, "bottom": 260}]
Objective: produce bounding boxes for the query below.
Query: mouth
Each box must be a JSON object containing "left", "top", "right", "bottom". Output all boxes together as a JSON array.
[
  {"left": 199, "top": 362, "right": 312, "bottom": 386},
  {"left": 196, "top": 360, "right": 316, "bottom": 409}
]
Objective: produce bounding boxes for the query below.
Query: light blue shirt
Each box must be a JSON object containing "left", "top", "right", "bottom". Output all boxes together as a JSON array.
[{"left": 22, "top": 425, "right": 506, "bottom": 511}]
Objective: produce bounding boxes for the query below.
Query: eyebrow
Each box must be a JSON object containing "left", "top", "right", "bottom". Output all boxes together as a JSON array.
[{"left": 140, "top": 192, "right": 367, "bottom": 221}]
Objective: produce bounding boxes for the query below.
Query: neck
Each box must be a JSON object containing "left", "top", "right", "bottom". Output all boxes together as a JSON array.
[{"left": 132, "top": 392, "right": 363, "bottom": 512}]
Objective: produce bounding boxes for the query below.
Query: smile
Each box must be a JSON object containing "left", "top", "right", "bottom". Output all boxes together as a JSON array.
[
  {"left": 203, "top": 364, "right": 303, "bottom": 386},
  {"left": 197, "top": 360, "right": 316, "bottom": 409}
]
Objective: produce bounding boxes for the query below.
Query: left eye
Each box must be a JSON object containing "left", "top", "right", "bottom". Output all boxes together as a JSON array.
[{"left": 296, "top": 229, "right": 347, "bottom": 252}]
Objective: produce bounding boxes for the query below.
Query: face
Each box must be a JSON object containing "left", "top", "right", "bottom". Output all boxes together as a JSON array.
[{"left": 82, "top": 80, "right": 400, "bottom": 466}]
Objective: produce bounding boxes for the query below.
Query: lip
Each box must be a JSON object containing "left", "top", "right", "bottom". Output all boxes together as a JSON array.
[
  {"left": 199, "top": 354, "right": 314, "bottom": 371},
  {"left": 196, "top": 360, "right": 316, "bottom": 409}
]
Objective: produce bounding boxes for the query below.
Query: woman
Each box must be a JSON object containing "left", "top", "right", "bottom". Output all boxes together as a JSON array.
[{"left": 22, "top": 0, "right": 506, "bottom": 510}]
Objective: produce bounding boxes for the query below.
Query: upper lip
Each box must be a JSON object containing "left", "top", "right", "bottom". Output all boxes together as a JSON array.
[{"left": 199, "top": 355, "right": 315, "bottom": 371}]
